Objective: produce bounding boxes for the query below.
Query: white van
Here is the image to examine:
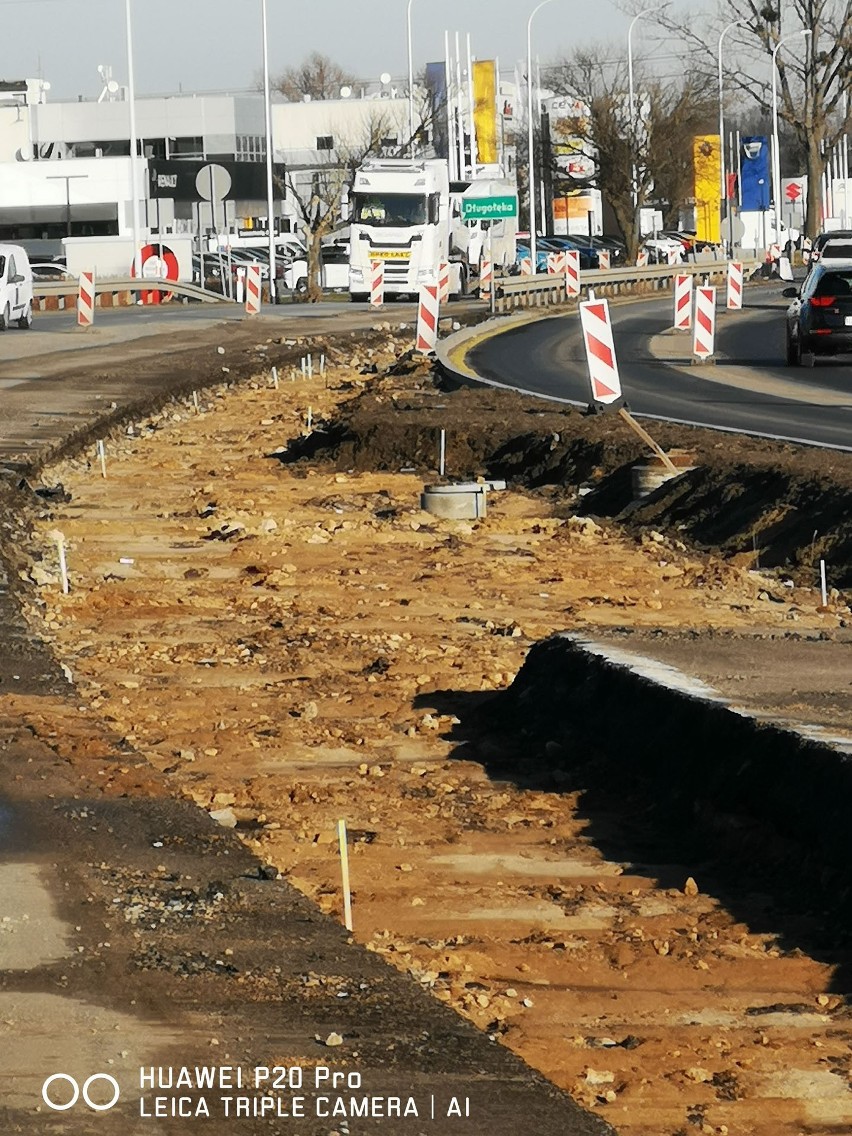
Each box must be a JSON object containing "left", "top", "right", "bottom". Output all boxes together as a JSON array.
[{"left": 0, "top": 243, "right": 34, "bottom": 330}]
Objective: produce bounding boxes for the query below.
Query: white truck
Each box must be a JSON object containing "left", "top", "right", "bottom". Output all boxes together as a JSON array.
[
  {"left": 736, "top": 210, "right": 799, "bottom": 253},
  {"left": 347, "top": 158, "right": 517, "bottom": 302}
]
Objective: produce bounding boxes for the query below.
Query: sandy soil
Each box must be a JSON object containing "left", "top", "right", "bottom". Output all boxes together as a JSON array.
[{"left": 15, "top": 333, "right": 852, "bottom": 1136}]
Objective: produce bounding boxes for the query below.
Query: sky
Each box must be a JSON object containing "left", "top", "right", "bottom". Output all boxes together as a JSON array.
[{"left": 0, "top": 0, "right": 693, "bottom": 101}]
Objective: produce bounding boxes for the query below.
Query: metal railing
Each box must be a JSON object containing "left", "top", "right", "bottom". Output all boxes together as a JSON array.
[
  {"left": 489, "top": 258, "right": 760, "bottom": 313},
  {"left": 32, "top": 277, "right": 227, "bottom": 310}
]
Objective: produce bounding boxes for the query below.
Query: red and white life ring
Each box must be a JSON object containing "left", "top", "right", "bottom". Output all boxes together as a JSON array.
[{"left": 131, "top": 243, "right": 180, "bottom": 304}]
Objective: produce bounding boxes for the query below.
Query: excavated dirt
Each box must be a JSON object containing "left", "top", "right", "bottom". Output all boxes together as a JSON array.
[{"left": 5, "top": 327, "right": 851, "bottom": 1136}]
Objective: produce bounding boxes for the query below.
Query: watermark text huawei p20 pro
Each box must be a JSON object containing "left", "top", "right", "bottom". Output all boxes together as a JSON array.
[{"left": 41, "top": 1065, "right": 472, "bottom": 1121}]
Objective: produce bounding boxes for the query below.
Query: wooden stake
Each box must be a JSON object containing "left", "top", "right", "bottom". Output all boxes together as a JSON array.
[
  {"left": 337, "top": 819, "right": 353, "bottom": 931},
  {"left": 271, "top": 365, "right": 279, "bottom": 389},
  {"left": 97, "top": 439, "right": 107, "bottom": 479},
  {"left": 617, "top": 408, "right": 679, "bottom": 474}
]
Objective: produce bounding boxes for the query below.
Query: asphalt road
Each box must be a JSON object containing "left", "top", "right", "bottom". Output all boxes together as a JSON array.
[{"left": 469, "top": 282, "right": 852, "bottom": 451}]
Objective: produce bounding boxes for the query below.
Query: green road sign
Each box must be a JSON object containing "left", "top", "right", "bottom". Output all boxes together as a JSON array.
[{"left": 460, "top": 196, "right": 518, "bottom": 222}]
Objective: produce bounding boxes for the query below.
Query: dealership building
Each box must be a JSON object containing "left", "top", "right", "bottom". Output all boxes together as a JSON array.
[{"left": 0, "top": 76, "right": 409, "bottom": 261}]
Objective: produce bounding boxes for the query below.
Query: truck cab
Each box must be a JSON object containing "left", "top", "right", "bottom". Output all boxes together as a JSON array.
[{"left": 348, "top": 159, "right": 464, "bottom": 301}]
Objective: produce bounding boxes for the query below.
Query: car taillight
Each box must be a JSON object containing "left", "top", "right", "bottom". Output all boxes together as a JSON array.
[{"left": 810, "top": 295, "right": 836, "bottom": 307}]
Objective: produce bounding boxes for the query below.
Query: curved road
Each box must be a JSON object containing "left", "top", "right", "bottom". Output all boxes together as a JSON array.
[{"left": 469, "top": 282, "right": 852, "bottom": 450}]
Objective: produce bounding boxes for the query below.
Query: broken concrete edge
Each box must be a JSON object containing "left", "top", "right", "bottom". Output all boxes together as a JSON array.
[{"left": 495, "top": 632, "right": 852, "bottom": 864}]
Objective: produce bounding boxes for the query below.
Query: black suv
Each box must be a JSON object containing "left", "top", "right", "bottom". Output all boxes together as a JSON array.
[{"left": 784, "top": 262, "right": 852, "bottom": 366}]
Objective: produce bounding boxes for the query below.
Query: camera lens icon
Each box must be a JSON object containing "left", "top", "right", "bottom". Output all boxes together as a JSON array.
[{"left": 42, "top": 1073, "right": 120, "bottom": 1111}]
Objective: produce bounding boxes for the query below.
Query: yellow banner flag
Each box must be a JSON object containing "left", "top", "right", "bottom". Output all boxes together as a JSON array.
[
  {"left": 473, "top": 61, "right": 498, "bottom": 166},
  {"left": 693, "top": 135, "right": 721, "bottom": 244}
]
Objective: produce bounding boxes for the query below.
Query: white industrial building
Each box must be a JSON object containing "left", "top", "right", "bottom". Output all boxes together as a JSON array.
[{"left": 0, "top": 77, "right": 410, "bottom": 261}]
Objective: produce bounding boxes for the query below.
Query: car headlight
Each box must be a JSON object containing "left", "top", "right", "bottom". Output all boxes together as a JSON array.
[
  {"left": 350, "top": 268, "right": 364, "bottom": 282},
  {"left": 417, "top": 268, "right": 433, "bottom": 281}
]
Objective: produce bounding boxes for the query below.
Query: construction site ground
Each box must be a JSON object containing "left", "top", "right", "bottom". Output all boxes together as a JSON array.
[{"left": 1, "top": 312, "right": 851, "bottom": 1136}]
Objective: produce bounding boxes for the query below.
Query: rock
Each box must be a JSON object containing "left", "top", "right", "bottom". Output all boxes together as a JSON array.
[
  {"left": 209, "top": 807, "right": 238, "bottom": 828},
  {"left": 584, "top": 1069, "right": 615, "bottom": 1085},
  {"left": 324, "top": 1032, "right": 344, "bottom": 1047},
  {"left": 683, "top": 876, "right": 699, "bottom": 896},
  {"left": 302, "top": 701, "right": 319, "bottom": 721},
  {"left": 684, "top": 1067, "right": 712, "bottom": 1083}
]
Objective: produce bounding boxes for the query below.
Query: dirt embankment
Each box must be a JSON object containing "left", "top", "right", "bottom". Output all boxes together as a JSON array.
[{"left": 7, "top": 320, "right": 851, "bottom": 1136}]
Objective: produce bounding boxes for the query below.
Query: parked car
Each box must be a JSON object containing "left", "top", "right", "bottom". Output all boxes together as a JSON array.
[
  {"left": 29, "top": 261, "right": 70, "bottom": 281},
  {"left": 642, "top": 236, "right": 685, "bottom": 264},
  {"left": 538, "top": 236, "right": 599, "bottom": 269},
  {"left": 805, "top": 229, "right": 852, "bottom": 266},
  {"left": 589, "top": 235, "right": 626, "bottom": 264},
  {"left": 783, "top": 261, "right": 852, "bottom": 366},
  {"left": 0, "top": 243, "right": 33, "bottom": 330},
  {"left": 512, "top": 244, "right": 548, "bottom": 273}
]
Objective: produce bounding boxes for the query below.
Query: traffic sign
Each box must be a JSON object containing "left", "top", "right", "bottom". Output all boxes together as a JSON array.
[
  {"left": 461, "top": 196, "right": 518, "bottom": 222},
  {"left": 579, "top": 298, "right": 622, "bottom": 405}
]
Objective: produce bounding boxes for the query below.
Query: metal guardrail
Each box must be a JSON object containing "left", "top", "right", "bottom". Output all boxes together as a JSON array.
[
  {"left": 33, "top": 277, "right": 228, "bottom": 309},
  {"left": 490, "top": 258, "right": 760, "bottom": 313}
]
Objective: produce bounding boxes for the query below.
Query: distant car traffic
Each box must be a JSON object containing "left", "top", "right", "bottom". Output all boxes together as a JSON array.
[
  {"left": 805, "top": 230, "right": 852, "bottom": 266},
  {"left": 784, "top": 262, "right": 852, "bottom": 366},
  {"left": 29, "top": 261, "right": 70, "bottom": 281}
]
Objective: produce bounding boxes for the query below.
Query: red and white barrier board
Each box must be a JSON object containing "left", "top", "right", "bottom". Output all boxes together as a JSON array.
[
  {"left": 546, "top": 251, "right": 566, "bottom": 275},
  {"left": 77, "top": 271, "right": 95, "bottom": 327},
  {"left": 415, "top": 284, "right": 439, "bottom": 354},
  {"left": 519, "top": 256, "right": 533, "bottom": 276},
  {"left": 370, "top": 259, "right": 385, "bottom": 308},
  {"left": 579, "top": 298, "right": 622, "bottom": 405},
  {"left": 673, "top": 273, "right": 693, "bottom": 330},
  {"left": 437, "top": 260, "right": 450, "bottom": 303},
  {"left": 245, "top": 264, "right": 262, "bottom": 315},
  {"left": 636, "top": 249, "right": 649, "bottom": 268},
  {"left": 598, "top": 248, "right": 611, "bottom": 271},
  {"left": 479, "top": 259, "right": 493, "bottom": 298},
  {"left": 564, "top": 249, "right": 581, "bottom": 297},
  {"left": 726, "top": 260, "right": 743, "bottom": 310},
  {"left": 667, "top": 245, "right": 682, "bottom": 266},
  {"left": 693, "top": 286, "right": 716, "bottom": 359}
]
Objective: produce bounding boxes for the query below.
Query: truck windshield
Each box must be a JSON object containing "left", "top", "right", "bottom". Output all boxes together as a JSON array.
[{"left": 351, "top": 193, "right": 427, "bottom": 227}]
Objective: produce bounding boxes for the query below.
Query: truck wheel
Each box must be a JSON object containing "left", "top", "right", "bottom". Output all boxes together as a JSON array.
[
  {"left": 349, "top": 294, "right": 369, "bottom": 303},
  {"left": 0, "top": 304, "right": 9, "bottom": 332},
  {"left": 17, "top": 304, "right": 33, "bottom": 330}
]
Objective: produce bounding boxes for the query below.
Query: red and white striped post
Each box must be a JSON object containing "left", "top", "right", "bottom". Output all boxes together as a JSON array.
[
  {"left": 579, "top": 298, "right": 623, "bottom": 406},
  {"left": 369, "top": 259, "right": 384, "bottom": 308},
  {"left": 693, "top": 286, "right": 716, "bottom": 360},
  {"left": 726, "top": 260, "right": 743, "bottom": 310},
  {"left": 437, "top": 260, "right": 450, "bottom": 303},
  {"left": 564, "top": 249, "right": 581, "bottom": 297},
  {"left": 667, "top": 244, "right": 682, "bottom": 266},
  {"left": 479, "top": 259, "right": 493, "bottom": 299},
  {"left": 636, "top": 249, "right": 649, "bottom": 268},
  {"left": 245, "top": 264, "right": 262, "bottom": 315},
  {"left": 546, "top": 251, "right": 566, "bottom": 275},
  {"left": 77, "top": 271, "right": 95, "bottom": 327},
  {"left": 673, "top": 273, "right": 693, "bottom": 331},
  {"left": 598, "top": 248, "right": 611, "bottom": 271},
  {"left": 519, "top": 256, "right": 533, "bottom": 276},
  {"left": 415, "top": 284, "right": 439, "bottom": 354}
]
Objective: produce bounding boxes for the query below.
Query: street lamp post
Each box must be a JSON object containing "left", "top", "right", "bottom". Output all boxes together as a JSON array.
[
  {"left": 627, "top": 5, "right": 663, "bottom": 221},
  {"left": 771, "top": 27, "right": 812, "bottom": 244},
  {"left": 407, "top": 0, "right": 416, "bottom": 156},
  {"left": 718, "top": 19, "right": 747, "bottom": 254},
  {"left": 124, "top": 0, "right": 142, "bottom": 277},
  {"left": 527, "top": 0, "right": 557, "bottom": 266},
  {"left": 261, "top": 0, "right": 277, "bottom": 301}
]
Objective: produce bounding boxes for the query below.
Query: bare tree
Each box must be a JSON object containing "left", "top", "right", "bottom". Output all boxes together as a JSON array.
[
  {"left": 278, "top": 110, "right": 399, "bottom": 301},
  {"left": 659, "top": 0, "right": 852, "bottom": 236},
  {"left": 275, "top": 52, "right": 354, "bottom": 102},
  {"left": 550, "top": 50, "right": 717, "bottom": 256}
]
